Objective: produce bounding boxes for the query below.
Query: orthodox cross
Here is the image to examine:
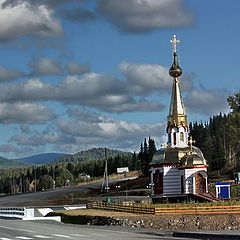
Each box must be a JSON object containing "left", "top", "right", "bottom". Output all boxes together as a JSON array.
[
  {"left": 170, "top": 34, "right": 180, "bottom": 53},
  {"left": 188, "top": 136, "right": 196, "bottom": 153}
]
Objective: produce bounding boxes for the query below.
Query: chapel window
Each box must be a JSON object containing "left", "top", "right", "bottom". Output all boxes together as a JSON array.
[
  {"left": 180, "top": 132, "right": 184, "bottom": 142},
  {"left": 173, "top": 132, "right": 176, "bottom": 145}
]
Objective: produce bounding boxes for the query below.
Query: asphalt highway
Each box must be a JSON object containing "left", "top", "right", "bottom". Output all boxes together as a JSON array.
[
  {"left": 0, "top": 177, "right": 140, "bottom": 207},
  {"left": 0, "top": 218, "right": 198, "bottom": 240}
]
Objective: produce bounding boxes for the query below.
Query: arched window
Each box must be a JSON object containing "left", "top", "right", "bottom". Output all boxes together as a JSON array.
[
  {"left": 173, "top": 132, "right": 176, "bottom": 145},
  {"left": 168, "top": 133, "right": 171, "bottom": 144},
  {"left": 180, "top": 132, "right": 184, "bottom": 142}
]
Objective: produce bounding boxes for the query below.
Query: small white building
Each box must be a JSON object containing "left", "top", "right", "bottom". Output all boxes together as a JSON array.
[
  {"left": 117, "top": 167, "right": 129, "bottom": 174},
  {"left": 150, "top": 35, "right": 210, "bottom": 203}
]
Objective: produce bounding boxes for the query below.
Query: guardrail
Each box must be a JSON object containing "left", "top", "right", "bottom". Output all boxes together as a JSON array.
[
  {"left": 0, "top": 207, "right": 34, "bottom": 219},
  {"left": 87, "top": 202, "right": 240, "bottom": 215}
]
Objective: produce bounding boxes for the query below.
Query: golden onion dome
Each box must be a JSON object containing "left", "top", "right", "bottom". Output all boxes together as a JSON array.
[
  {"left": 151, "top": 146, "right": 207, "bottom": 167},
  {"left": 169, "top": 53, "right": 182, "bottom": 78}
]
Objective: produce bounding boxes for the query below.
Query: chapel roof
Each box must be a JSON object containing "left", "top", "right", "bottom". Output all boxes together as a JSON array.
[{"left": 151, "top": 146, "right": 207, "bottom": 167}]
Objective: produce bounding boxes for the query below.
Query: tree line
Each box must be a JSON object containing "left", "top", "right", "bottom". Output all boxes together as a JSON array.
[
  {"left": 190, "top": 91, "right": 240, "bottom": 173},
  {"left": 0, "top": 154, "right": 139, "bottom": 195}
]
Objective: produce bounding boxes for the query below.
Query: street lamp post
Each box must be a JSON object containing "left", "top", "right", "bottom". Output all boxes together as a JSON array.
[{"left": 116, "top": 185, "right": 121, "bottom": 204}]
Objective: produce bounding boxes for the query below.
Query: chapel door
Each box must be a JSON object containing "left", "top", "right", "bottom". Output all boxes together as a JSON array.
[
  {"left": 153, "top": 170, "right": 163, "bottom": 194},
  {"left": 195, "top": 173, "right": 206, "bottom": 194}
]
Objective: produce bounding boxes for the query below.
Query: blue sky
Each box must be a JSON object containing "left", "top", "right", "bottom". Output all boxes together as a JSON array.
[{"left": 0, "top": 0, "right": 238, "bottom": 158}]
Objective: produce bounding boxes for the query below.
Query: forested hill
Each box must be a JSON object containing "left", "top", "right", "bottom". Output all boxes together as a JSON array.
[
  {"left": 54, "top": 148, "right": 133, "bottom": 164},
  {"left": 13, "top": 153, "right": 66, "bottom": 165},
  {"left": 0, "top": 157, "right": 31, "bottom": 170},
  {"left": 190, "top": 91, "right": 240, "bottom": 174}
]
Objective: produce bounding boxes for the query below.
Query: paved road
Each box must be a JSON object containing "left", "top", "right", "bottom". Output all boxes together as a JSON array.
[
  {"left": 0, "top": 219, "right": 197, "bottom": 240},
  {"left": 0, "top": 178, "right": 142, "bottom": 207}
]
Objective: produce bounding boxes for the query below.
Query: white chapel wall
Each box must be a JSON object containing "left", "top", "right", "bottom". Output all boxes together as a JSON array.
[{"left": 163, "top": 166, "right": 181, "bottom": 194}]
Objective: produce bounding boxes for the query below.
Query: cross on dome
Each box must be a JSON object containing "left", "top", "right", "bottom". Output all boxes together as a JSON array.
[
  {"left": 170, "top": 34, "right": 180, "bottom": 54},
  {"left": 188, "top": 136, "right": 196, "bottom": 153}
]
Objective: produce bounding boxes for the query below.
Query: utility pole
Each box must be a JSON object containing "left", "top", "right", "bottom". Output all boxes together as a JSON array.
[
  {"left": 34, "top": 166, "right": 37, "bottom": 192},
  {"left": 52, "top": 165, "right": 55, "bottom": 188},
  {"left": 101, "top": 148, "right": 109, "bottom": 193}
]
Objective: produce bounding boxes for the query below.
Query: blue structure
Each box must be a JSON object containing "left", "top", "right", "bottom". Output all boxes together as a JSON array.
[{"left": 215, "top": 182, "right": 231, "bottom": 199}]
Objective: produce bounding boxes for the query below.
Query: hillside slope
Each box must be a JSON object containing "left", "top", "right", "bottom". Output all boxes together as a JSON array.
[
  {"left": 54, "top": 148, "right": 133, "bottom": 163},
  {"left": 13, "top": 153, "right": 66, "bottom": 165},
  {"left": 0, "top": 156, "right": 31, "bottom": 169}
]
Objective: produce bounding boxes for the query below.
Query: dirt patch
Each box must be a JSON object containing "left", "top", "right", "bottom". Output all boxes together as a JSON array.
[{"left": 51, "top": 209, "right": 240, "bottom": 231}]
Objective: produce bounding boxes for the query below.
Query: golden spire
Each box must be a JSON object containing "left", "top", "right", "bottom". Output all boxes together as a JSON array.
[{"left": 168, "top": 35, "right": 187, "bottom": 128}]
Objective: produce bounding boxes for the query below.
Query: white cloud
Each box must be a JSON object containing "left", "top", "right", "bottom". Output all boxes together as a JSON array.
[
  {"left": 0, "top": 0, "right": 63, "bottom": 41},
  {"left": 98, "top": 0, "right": 194, "bottom": 33},
  {"left": 185, "top": 89, "right": 229, "bottom": 115},
  {"left": 119, "top": 61, "right": 194, "bottom": 94},
  {"left": 0, "top": 73, "right": 164, "bottom": 113},
  {"left": 58, "top": 115, "right": 165, "bottom": 142},
  {"left": 0, "top": 66, "right": 23, "bottom": 81},
  {"left": 0, "top": 102, "right": 56, "bottom": 124},
  {"left": 66, "top": 61, "right": 90, "bottom": 75},
  {"left": 10, "top": 132, "right": 76, "bottom": 147},
  {"left": 119, "top": 61, "right": 171, "bottom": 94},
  {"left": 29, "top": 58, "right": 63, "bottom": 76}
]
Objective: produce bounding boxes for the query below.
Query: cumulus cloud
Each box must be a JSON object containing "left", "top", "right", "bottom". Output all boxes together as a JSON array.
[
  {"left": 6, "top": 108, "right": 167, "bottom": 154},
  {"left": 119, "top": 61, "right": 194, "bottom": 94},
  {"left": 10, "top": 132, "right": 76, "bottom": 147},
  {"left": 119, "top": 61, "right": 171, "bottom": 94},
  {"left": 0, "top": 143, "right": 36, "bottom": 157},
  {"left": 29, "top": 58, "right": 63, "bottom": 76},
  {"left": 57, "top": 113, "right": 165, "bottom": 148},
  {"left": 98, "top": 0, "right": 194, "bottom": 33},
  {"left": 0, "top": 0, "right": 63, "bottom": 41},
  {"left": 0, "top": 73, "right": 164, "bottom": 113},
  {"left": 0, "top": 66, "right": 24, "bottom": 81},
  {"left": 66, "top": 61, "right": 90, "bottom": 75},
  {"left": 19, "top": 125, "right": 32, "bottom": 134},
  {"left": 0, "top": 102, "right": 56, "bottom": 124},
  {"left": 67, "top": 107, "right": 104, "bottom": 123},
  {"left": 58, "top": 109, "right": 164, "bottom": 140},
  {"left": 185, "top": 89, "right": 229, "bottom": 115}
]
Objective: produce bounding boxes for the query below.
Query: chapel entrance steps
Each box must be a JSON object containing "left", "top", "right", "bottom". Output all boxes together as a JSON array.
[{"left": 194, "top": 192, "right": 220, "bottom": 202}]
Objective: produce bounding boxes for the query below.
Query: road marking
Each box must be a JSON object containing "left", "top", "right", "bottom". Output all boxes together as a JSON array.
[
  {"left": 34, "top": 235, "right": 52, "bottom": 239},
  {"left": 0, "top": 225, "right": 35, "bottom": 233},
  {"left": 96, "top": 229, "right": 134, "bottom": 235},
  {"left": 90, "top": 233, "right": 108, "bottom": 237},
  {"left": 0, "top": 238, "right": 12, "bottom": 240},
  {"left": 70, "top": 234, "right": 88, "bottom": 237},
  {"left": 52, "top": 234, "right": 71, "bottom": 239},
  {"left": 16, "top": 237, "right": 33, "bottom": 240}
]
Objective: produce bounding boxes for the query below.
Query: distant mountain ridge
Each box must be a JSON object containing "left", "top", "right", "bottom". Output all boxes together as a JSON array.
[
  {"left": 0, "top": 148, "right": 133, "bottom": 170},
  {"left": 54, "top": 147, "right": 133, "bottom": 164},
  {"left": 13, "top": 153, "right": 66, "bottom": 165},
  {"left": 0, "top": 156, "right": 31, "bottom": 169}
]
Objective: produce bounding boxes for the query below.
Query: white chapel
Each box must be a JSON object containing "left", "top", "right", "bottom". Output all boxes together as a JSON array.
[{"left": 150, "top": 35, "right": 214, "bottom": 203}]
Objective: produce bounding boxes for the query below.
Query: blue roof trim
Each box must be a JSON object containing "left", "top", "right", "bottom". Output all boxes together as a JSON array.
[{"left": 215, "top": 182, "right": 231, "bottom": 186}]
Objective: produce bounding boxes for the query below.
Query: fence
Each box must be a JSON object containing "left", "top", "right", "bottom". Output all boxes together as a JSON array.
[
  {"left": 87, "top": 202, "right": 240, "bottom": 215},
  {"left": 155, "top": 205, "right": 240, "bottom": 215},
  {"left": 87, "top": 202, "right": 155, "bottom": 214}
]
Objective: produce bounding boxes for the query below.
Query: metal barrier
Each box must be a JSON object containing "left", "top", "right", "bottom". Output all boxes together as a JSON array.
[{"left": 0, "top": 207, "right": 34, "bottom": 219}]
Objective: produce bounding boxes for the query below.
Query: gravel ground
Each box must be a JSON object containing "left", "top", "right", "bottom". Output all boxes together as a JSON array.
[{"left": 54, "top": 209, "right": 240, "bottom": 231}]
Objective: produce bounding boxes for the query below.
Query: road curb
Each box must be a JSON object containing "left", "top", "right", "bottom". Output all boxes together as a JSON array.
[{"left": 173, "top": 231, "right": 240, "bottom": 239}]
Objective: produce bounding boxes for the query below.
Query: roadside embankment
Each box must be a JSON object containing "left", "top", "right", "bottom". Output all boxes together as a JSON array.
[{"left": 48, "top": 209, "right": 240, "bottom": 231}]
